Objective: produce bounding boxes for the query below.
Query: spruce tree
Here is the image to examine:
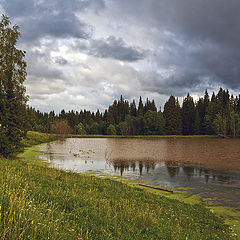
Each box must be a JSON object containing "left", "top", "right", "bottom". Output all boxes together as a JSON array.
[
  {"left": 118, "top": 95, "right": 125, "bottom": 122},
  {"left": 112, "top": 100, "right": 119, "bottom": 124},
  {"left": 181, "top": 93, "right": 195, "bottom": 135},
  {"left": 143, "top": 98, "right": 150, "bottom": 114},
  {"left": 130, "top": 99, "right": 137, "bottom": 116},
  {"left": 237, "top": 95, "right": 240, "bottom": 113},
  {"left": 194, "top": 110, "right": 200, "bottom": 134},
  {"left": 150, "top": 100, "right": 157, "bottom": 111},
  {"left": 163, "top": 96, "right": 182, "bottom": 135},
  {"left": 137, "top": 96, "right": 144, "bottom": 117}
]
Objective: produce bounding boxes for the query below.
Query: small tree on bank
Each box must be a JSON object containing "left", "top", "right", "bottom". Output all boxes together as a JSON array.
[
  {"left": 107, "top": 124, "right": 116, "bottom": 135},
  {"left": 51, "top": 119, "right": 70, "bottom": 136},
  {"left": 0, "top": 15, "right": 27, "bottom": 157}
]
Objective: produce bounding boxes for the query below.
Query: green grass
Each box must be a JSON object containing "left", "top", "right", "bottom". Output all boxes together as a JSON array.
[
  {"left": 0, "top": 131, "right": 233, "bottom": 239},
  {"left": 135, "top": 185, "right": 240, "bottom": 239},
  {"left": 21, "top": 131, "right": 58, "bottom": 147}
]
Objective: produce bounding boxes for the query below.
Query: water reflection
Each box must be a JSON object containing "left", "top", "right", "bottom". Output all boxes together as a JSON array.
[
  {"left": 111, "top": 159, "right": 156, "bottom": 176},
  {"left": 39, "top": 138, "right": 240, "bottom": 187},
  {"left": 108, "top": 157, "right": 235, "bottom": 186},
  {"left": 39, "top": 138, "right": 240, "bottom": 209},
  {"left": 165, "top": 161, "right": 180, "bottom": 177}
]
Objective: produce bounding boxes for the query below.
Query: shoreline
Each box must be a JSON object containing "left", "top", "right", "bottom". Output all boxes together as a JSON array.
[{"left": 68, "top": 134, "right": 218, "bottom": 138}]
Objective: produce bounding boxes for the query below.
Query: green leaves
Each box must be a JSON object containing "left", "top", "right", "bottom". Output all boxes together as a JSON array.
[{"left": 0, "top": 15, "right": 27, "bottom": 157}]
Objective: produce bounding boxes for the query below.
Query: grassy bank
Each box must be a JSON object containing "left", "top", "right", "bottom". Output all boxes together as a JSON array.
[
  {"left": 0, "top": 132, "right": 233, "bottom": 239},
  {"left": 134, "top": 184, "right": 240, "bottom": 239},
  {"left": 21, "top": 131, "right": 58, "bottom": 147}
]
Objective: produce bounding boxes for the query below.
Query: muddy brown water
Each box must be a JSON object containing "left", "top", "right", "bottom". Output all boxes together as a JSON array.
[{"left": 39, "top": 138, "right": 240, "bottom": 210}]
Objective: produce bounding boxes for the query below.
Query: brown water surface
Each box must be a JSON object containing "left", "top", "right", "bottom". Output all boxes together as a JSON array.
[
  {"left": 105, "top": 138, "right": 240, "bottom": 173},
  {"left": 39, "top": 138, "right": 240, "bottom": 210}
]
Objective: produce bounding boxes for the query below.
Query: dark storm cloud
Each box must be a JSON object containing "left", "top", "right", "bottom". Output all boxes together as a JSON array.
[
  {"left": 195, "top": 45, "right": 240, "bottom": 89},
  {"left": 116, "top": 0, "right": 240, "bottom": 46},
  {"left": 21, "top": 13, "right": 90, "bottom": 41},
  {"left": 89, "top": 36, "right": 146, "bottom": 62},
  {"left": 73, "top": 36, "right": 146, "bottom": 62},
  {"left": 139, "top": 70, "right": 204, "bottom": 97},
  {"left": 114, "top": 0, "right": 240, "bottom": 91},
  {"left": 1, "top": 0, "right": 105, "bottom": 42}
]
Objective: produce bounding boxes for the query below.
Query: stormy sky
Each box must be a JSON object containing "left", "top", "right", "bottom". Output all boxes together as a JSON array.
[{"left": 1, "top": 0, "right": 240, "bottom": 112}]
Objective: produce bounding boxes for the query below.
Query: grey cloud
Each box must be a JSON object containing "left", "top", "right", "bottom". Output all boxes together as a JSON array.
[
  {"left": 55, "top": 57, "right": 68, "bottom": 66},
  {"left": 115, "top": 0, "right": 240, "bottom": 47},
  {"left": 22, "top": 13, "right": 90, "bottom": 41},
  {"left": 25, "top": 49, "right": 64, "bottom": 80},
  {"left": 1, "top": 0, "right": 35, "bottom": 17},
  {"left": 159, "top": 39, "right": 240, "bottom": 90},
  {"left": 1, "top": 0, "right": 106, "bottom": 42},
  {"left": 2, "top": 0, "right": 105, "bottom": 17},
  {"left": 195, "top": 45, "right": 240, "bottom": 89},
  {"left": 26, "top": 79, "right": 65, "bottom": 95},
  {"left": 74, "top": 36, "right": 146, "bottom": 62},
  {"left": 1, "top": 0, "right": 240, "bottom": 112},
  {"left": 139, "top": 72, "right": 194, "bottom": 97},
  {"left": 89, "top": 36, "right": 146, "bottom": 62},
  {"left": 113, "top": 0, "right": 240, "bottom": 90}
]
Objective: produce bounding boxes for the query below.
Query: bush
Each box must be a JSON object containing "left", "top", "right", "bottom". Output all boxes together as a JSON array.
[{"left": 107, "top": 124, "right": 116, "bottom": 135}]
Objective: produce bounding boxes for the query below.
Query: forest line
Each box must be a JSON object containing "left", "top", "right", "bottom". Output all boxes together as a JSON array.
[{"left": 26, "top": 88, "right": 240, "bottom": 138}]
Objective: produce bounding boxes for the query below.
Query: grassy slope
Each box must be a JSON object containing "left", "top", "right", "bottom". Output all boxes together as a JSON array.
[
  {"left": 134, "top": 185, "right": 240, "bottom": 239},
  {"left": 21, "top": 131, "right": 58, "bottom": 147},
  {"left": 0, "top": 132, "right": 233, "bottom": 240}
]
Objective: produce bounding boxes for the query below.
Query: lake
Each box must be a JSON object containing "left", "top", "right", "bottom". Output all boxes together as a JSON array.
[{"left": 39, "top": 137, "right": 240, "bottom": 210}]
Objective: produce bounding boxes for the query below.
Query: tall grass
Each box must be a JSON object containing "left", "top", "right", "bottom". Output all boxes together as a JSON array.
[
  {"left": 21, "top": 131, "right": 58, "bottom": 147},
  {"left": 0, "top": 131, "right": 233, "bottom": 239},
  {"left": 0, "top": 159, "right": 232, "bottom": 239}
]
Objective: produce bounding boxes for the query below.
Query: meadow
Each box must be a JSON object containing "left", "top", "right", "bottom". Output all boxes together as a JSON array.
[{"left": 0, "top": 132, "right": 233, "bottom": 239}]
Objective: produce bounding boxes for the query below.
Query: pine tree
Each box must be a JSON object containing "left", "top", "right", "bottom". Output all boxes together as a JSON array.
[
  {"left": 106, "top": 107, "right": 115, "bottom": 125},
  {"left": 143, "top": 98, "right": 150, "bottom": 114},
  {"left": 130, "top": 99, "right": 137, "bottom": 116},
  {"left": 112, "top": 100, "right": 120, "bottom": 124},
  {"left": 137, "top": 96, "right": 144, "bottom": 117},
  {"left": 181, "top": 93, "right": 195, "bottom": 135},
  {"left": 95, "top": 109, "right": 102, "bottom": 123},
  {"left": 163, "top": 96, "right": 182, "bottom": 135},
  {"left": 59, "top": 109, "right": 66, "bottom": 119},
  {"left": 118, "top": 95, "right": 125, "bottom": 122},
  {"left": 237, "top": 95, "right": 240, "bottom": 113},
  {"left": 202, "top": 90, "right": 210, "bottom": 133},
  {"left": 194, "top": 110, "right": 200, "bottom": 134},
  {"left": 150, "top": 100, "right": 157, "bottom": 111}
]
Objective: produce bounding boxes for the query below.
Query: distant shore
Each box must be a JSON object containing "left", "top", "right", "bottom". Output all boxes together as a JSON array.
[{"left": 68, "top": 134, "right": 218, "bottom": 138}]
